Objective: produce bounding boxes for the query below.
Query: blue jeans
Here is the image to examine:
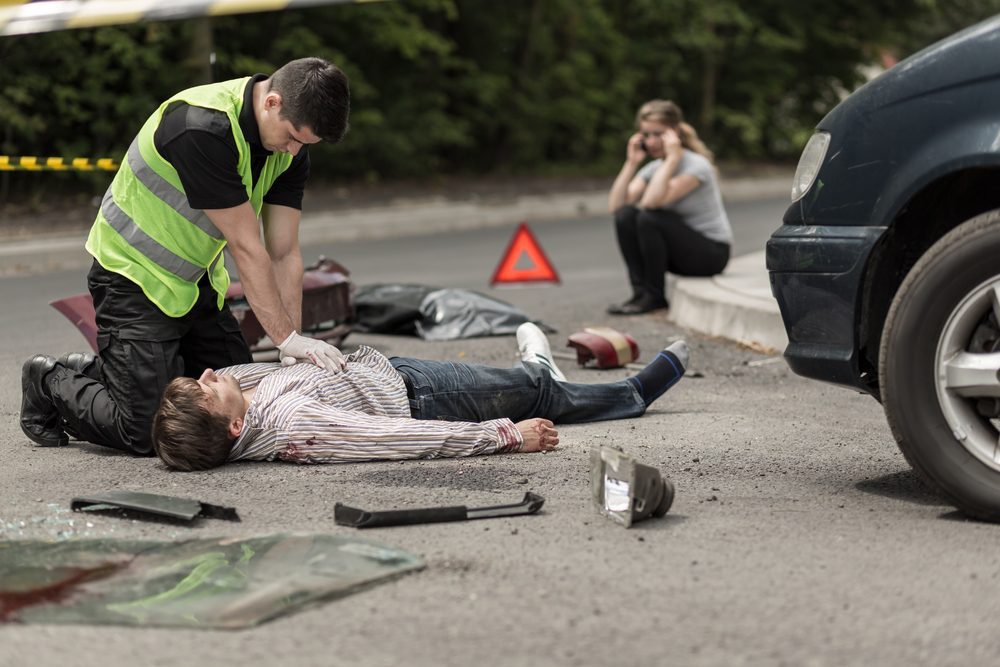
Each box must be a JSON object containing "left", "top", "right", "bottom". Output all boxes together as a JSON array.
[{"left": 389, "top": 357, "right": 645, "bottom": 424}]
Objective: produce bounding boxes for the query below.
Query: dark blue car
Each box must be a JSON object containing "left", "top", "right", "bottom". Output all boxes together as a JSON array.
[{"left": 767, "top": 16, "right": 1000, "bottom": 519}]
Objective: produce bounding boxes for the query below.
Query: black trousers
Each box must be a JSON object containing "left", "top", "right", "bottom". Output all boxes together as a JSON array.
[
  {"left": 48, "top": 261, "right": 252, "bottom": 456},
  {"left": 613, "top": 205, "right": 730, "bottom": 302}
]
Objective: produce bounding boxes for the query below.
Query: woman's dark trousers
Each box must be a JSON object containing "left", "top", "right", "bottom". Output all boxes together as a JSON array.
[{"left": 613, "top": 205, "right": 730, "bottom": 303}]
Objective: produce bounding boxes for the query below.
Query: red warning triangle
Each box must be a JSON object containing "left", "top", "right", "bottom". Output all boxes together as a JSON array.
[{"left": 490, "top": 222, "right": 560, "bottom": 285}]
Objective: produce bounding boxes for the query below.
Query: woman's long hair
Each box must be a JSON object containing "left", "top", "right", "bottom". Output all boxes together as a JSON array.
[{"left": 636, "top": 100, "right": 714, "bottom": 163}]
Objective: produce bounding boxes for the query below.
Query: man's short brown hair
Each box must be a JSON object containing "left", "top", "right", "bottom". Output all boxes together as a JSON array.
[
  {"left": 269, "top": 57, "right": 350, "bottom": 144},
  {"left": 152, "top": 377, "right": 234, "bottom": 471}
]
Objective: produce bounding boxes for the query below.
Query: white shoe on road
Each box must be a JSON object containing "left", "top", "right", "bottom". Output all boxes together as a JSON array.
[{"left": 516, "top": 322, "right": 567, "bottom": 382}]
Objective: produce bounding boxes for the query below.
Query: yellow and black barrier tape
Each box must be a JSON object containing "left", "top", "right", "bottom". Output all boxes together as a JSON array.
[
  {"left": 0, "top": 0, "right": 383, "bottom": 37},
  {"left": 0, "top": 156, "right": 119, "bottom": 171}
]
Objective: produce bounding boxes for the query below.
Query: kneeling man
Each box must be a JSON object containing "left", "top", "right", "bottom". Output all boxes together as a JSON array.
[{"left": 152, "top": 324, "right": 689, "bottom": 470}]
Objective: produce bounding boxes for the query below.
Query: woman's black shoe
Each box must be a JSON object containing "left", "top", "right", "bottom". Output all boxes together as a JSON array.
[
  {"left": 606, "top": 294, "right": 644, "bottom": 315},
  {"left": 617, "top": 295, "right": 669, "bottom": 315}
]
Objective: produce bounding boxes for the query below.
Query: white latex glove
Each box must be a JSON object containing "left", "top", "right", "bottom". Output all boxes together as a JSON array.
[{"left": 277, "top": 331, "right": 346, "bottom": 373}]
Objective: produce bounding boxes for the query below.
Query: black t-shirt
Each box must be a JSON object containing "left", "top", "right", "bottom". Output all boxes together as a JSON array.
[{"left": 153, "top": 74, "right": 309, "bottom": 211}]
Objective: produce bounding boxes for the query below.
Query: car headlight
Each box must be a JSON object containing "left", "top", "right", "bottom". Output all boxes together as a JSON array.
[{"left": 791, "top": 131, "right": 830, "bottom": 202}]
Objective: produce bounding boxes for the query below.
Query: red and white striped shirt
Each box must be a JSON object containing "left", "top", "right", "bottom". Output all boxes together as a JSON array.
[{"left": 222, "top": 346, "right": 522, "bottom": 464}]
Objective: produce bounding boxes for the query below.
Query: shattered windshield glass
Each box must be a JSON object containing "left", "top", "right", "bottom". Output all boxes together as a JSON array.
[{"left": 0, "top": 534, "right": 423, "bottom": 629}]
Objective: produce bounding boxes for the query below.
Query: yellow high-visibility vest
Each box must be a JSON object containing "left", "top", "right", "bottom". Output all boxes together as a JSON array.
[{"left": 86, "top": 77, "right": 294, "bottom": 317}]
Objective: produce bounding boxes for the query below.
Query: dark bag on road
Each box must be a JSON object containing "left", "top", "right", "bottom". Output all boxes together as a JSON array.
[{"left": 353, "top": 283, "right": 553, "bottom": 340}]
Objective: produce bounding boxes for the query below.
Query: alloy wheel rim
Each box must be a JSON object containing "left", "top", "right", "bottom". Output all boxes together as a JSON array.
[{"left": 935, "top": 276, "right": 1000, "bottom": 471}]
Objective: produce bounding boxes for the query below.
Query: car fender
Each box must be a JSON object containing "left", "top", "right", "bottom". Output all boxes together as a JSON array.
[{"left": 869, "top": 117, "right": 1000, "bottom": 228}]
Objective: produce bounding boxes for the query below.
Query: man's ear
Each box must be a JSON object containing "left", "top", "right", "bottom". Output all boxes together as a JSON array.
[
  {"left": 228, "top": 416, "right": 243, "bottom": 440},
  {"left": 264, "top": 91, "right": 283, "bottom": 112}
]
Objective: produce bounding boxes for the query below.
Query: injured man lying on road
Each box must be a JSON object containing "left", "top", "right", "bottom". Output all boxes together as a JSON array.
[{"left": 152, "top": 324, "right": 689, "bottom": 471}]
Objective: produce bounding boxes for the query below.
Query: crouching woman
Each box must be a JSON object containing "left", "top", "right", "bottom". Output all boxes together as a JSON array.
[{"left": 607, "top": 100, "right": 733, "bottom": 315}]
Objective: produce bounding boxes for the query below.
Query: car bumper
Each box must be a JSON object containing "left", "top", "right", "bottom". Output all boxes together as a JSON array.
[{"left": 766, "top": 224, "right": 887, "bottom": 392}]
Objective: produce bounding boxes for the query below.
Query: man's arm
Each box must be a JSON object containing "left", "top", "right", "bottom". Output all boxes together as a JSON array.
[
  {"left": 205, "top": 204, "right": 344, "bottom": 370},
  {"left": 250, "top": 408, "right": 529, "bottom": 463},
  {"left": 262, "top": 203, "right": 303, "bottom": 331},
  {"left": 205, "top": 203, "right": 297, "bottom": 345}
]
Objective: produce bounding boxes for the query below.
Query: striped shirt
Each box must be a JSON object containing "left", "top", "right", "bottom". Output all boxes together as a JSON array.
[{"left": 222, "top": 346, "right": 522, "bottom": 464}]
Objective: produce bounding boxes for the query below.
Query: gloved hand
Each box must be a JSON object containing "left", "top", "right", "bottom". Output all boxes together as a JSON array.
[{"left": 277, "top": 331, "right": 346, "bottom": 373}]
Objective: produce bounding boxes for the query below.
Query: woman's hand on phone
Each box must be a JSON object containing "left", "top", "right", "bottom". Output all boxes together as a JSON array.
[{"left": 627, "top": 132, "right": 646, "bottom": 164}]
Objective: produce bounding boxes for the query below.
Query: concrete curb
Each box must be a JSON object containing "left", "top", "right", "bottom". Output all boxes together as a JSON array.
[{"left": 670, "top": 251, "right": 786, "bottom": 354}]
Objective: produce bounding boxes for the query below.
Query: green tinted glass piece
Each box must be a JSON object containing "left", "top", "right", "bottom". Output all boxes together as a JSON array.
[{"left": 0, "top": 534, "right": 423, "bottom": 629}]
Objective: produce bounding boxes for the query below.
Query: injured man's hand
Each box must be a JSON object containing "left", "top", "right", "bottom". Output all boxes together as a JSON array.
[{"left": 515, "top": 418, "right": 559, "bottom": 453}]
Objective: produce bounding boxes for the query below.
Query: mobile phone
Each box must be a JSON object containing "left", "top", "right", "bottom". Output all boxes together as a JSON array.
[{"left": 639, "top": 138, "right": 648, "bottom": 153}]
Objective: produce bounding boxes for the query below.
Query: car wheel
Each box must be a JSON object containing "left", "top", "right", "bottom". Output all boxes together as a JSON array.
[{"left": 880, "top": 208, "right": 1000, "bottom": 520}]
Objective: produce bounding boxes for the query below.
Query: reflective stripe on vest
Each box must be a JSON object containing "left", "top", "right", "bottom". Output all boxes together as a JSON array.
[
  {"left": 93, "top": 139, "right": 231, "bottom": 284},
  {"left": 125, "top": 139, "right": 222, "bottom": 241},
  {"left": 99, "top": 189, "right": 208, "bottom": 283}
]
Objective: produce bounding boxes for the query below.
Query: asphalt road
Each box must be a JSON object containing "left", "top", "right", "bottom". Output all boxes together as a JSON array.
[{"left": 3, "top": 196, "right": 999, "bottom": 666}]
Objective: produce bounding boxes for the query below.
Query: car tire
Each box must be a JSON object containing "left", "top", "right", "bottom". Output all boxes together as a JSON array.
[{"left": 880, "top": 208, "right": 1000, "bottom": 520}]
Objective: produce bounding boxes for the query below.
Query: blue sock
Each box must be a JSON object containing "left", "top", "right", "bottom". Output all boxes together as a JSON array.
[{"left": 628, "top": 341, "right": 689, "bottom": 407}]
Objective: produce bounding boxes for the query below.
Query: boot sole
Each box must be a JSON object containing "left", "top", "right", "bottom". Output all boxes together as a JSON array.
[{"left": 20, "top": 421, "right": 68, "bottom": 447}]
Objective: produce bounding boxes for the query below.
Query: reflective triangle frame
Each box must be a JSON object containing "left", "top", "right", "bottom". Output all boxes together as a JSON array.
[{"left": 490, "top": 222, "right": 560, "bottom": 285}]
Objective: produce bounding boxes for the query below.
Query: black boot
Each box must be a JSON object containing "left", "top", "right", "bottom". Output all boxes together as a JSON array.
[{"left": 20, "top": 354, "right": 67, "bottom": 447}]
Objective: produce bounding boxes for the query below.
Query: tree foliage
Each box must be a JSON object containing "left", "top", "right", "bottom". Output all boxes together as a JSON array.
[{"left": 0, "top": 0, "right": 996, "bottom": 199}]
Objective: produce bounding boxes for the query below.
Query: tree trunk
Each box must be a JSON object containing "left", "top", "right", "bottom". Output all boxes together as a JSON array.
[
  {"left": 699, "top": 18, "right": 718, "bottom": 140},
  {"left": 185, "top": 17, "right": 215, "bottom": 85},
  {"left": 492, "top": 0, "right": 543, "bottom": 168}
]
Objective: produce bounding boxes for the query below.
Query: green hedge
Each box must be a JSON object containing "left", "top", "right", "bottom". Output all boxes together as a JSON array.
[{"left": 0, "top": 0, "right": 994, "bottom": 199}]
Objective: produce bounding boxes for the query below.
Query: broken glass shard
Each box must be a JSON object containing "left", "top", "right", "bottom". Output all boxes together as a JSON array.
[{"left": 0, "top": 534, "right": 423, "bottom": 629}]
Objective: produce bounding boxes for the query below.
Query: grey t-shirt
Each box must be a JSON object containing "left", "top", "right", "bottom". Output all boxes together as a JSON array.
[{"left": 637, "top": 150, "right": 733, "bottom": 244}]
